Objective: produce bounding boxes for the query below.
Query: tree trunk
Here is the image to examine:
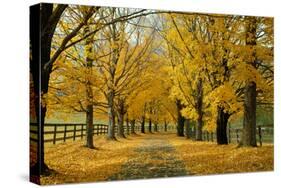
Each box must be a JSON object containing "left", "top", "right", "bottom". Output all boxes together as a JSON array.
[
  {"left": 148, "top": 118, "right": 152, "bottom": 133},
  {"left": 84, "top": 23, "right": 95, "bottom": 148},
  {"left": 126, "top": 118, "right": 129, "bottom": 135},
  {"left": 85, "top": 91, "right": 94, "bottom": 148},
  {"left": 216, "top": 107, "right": 230, "bottom": 145},
  {"left": 86, "top": 106, "right": 94, "bottom": 148},
  {"left": 164, "top": 120, "right": 168, "bottom": 132},
  {"left": 184, "top": 119, "right": 192, "bottom": 139},
  {"left": 130, "top": 120, "right": 136, "bottom": 134},
  {"left": 107, "top": 15, "right": 119, "bottom": 140},
  {"left": 117, "top": 112, "right": 126, "bottom": 138},
  {"left": 141, "top": 116, "right": 145, "bottom": 133},
  {"left": 107, "top": 91, "right": 116, "bottom": 140},
  {"left": 154, "top": 123, "right": 158, "bottom": 132},
  {"left": 241, "top": 81, "right": 257, "bottom": 146},
  {"left": 176, "top": 100, "right": 185, "bottom": 136},
  {"left": 195, "top": 78, "right": 203, "bottom": 141},
  {"left": 196, "top": 117, "right": 203, "bottom": 141},
  {"left": 30, "top": 4, "right": 67, "bottom": 176},
  {"left": 192, "top": 125, "right": 196, "bottom": 140},
  {"left": 241, "top": 17, "right": 258, "bottom": 147}
]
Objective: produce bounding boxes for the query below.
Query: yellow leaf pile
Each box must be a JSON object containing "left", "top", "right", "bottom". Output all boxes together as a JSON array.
[
  {"left": 41, "top": 134, "right": 143, "bottom": 185},
  {"left": 41, "top": 133, "right": 273, "bottom": 185},
  {"left": 169, "top": 136, "right": 273, "bottom": 175}
]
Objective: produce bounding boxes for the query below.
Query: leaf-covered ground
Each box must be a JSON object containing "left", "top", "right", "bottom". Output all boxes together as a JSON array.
[
  {"left": 107, "top": 135, "right": 188, "bottom": 180},
  {"left": 41, "top": 133, "right": 273, "bottom": 185},
  {"left": 169, "top": 135, "right": 274, "bottom": 175},
  {"left": 41, "top": 134, "right": 143, "bottom": 185}
]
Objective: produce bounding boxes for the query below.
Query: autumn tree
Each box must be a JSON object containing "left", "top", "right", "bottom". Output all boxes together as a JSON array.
[
  {"left": 30, "top": 3, "right": 68, "bottom": 174},
  {"left": 89, "top": 8, "right": 158, "bottom": 139},
  {"left": 239, "top": 16, "right": 273, "bottom": 146},
  {"left": 167, "top": 14, "right": 273, "bottom": 145},
  {"left": 31, "top": 3, "right": 164, "bottom": 174},
  {"left": 159, "top": 14, "right": 206, "bottom": 140},
  {"left": 46, "top": 7, "right": 112, "bottom": 149}
]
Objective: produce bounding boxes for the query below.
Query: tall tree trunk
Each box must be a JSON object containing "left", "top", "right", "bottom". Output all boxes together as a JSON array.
[
  {"left": 164, "top": 120, "right": 168, "bottom": 132},
  {"left": 107, "top": 91, "right": 116, "bottom": 140},
  {"left": 116, "top": 99, "right": 126, "bottom": 138},
  {"left": 86, "top": 106, "right": 94, "bottom": 148},
  {"left": 154, "top": 123, "right": 158, "bottom": 132},
  {"left": 126, "top": 117, "right": 129, "bottom": 135},
  {"left": 216, "top": 107, "right": 230, "bottom": 145},
  {"left": 107, "top": 16, "right": 118, "bottom": 140},
  {"left": 184, "top": 118, "right": 192, "bottom": 139},
  {"left": 241, "top": 17, "right": 258, "bottom": 147},
  {"left": 84, "top": 24, "right": 95, "bottom": 148},
  {"left": 141, "top": 116, "right": 145, "bottom": 133},
  {"left": 30, "top": 4, "right": 67, "bottom": 176},
  {"left": 148, "top": 118, "right": 152, "bottom": 133},
  {"left": 193, "top": 125, "right": 197, "bottom": 140},
  {"left": 196, "top": 116, "right": 203, "bottom": 141},
  {"left": 130, "top": 120, "right": 136, "bottom": 134},
  {"left": 241, "top": 82, "right": 257, "bottom": 146},
  {"left": 176, "top": 100, "right": 185, "bottom": 136},
  {"left": 196, "top": 78, "right": 203, "bottom": 141},
  {"left": 117, "top": 112, "right": 126, "bottom": 138}
]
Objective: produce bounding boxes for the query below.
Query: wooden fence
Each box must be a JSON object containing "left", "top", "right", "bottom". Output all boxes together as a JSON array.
[
  {"left": 201, "top": 126, "right": 273, "bottom": 146},
  {"left": 30, "top": 123, "right": 272, "bottom": 146},
  {"left": 30, "top": 123, "right": 107, "bottom": 144},
  {"left": 30, "top": 123, "right": 176, "bottom": 145}
]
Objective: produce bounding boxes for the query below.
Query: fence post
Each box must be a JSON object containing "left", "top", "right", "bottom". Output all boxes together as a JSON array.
[
  {"left": 126, "top": 118, "right": 129, "bottom": 135},
  {"left": 204, "top": 132, "right": 206, "bottom": 141},
  {"left": 258, "top": 126, "right": 262, "bottom": 146},
  {"left": 81, "top": 124, "right": 84, "bottom": 139},
  {"left": 63, "top": 124, "right": 67, "bottom": 142},
  {"left": 73, "top": 124, "right": 76, "bottom": 141},
  {"left": 53, "top": 124, "right": 57, "bottom": 144},
  {"left": 236, "top": 129, "right": 239, "bottom": 143},
  {"left": 228, "top": 125, "right": 231, "bottom": 144}
]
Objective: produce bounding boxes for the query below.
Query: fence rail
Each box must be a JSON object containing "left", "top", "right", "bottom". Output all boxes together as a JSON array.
[
  {"left": 30, "top": 123, "right": 108, "bottom": 144},
  {"left": 30, "top": 123, "right": 272, "bottom": 146},
  {"left": 200, "top": 126, "right": 273, "bottom": 146},
  {"left": 30, "top": 123, "right": 177, "bottom": 144}
]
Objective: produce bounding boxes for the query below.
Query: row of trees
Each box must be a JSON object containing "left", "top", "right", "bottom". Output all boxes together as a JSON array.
[
  {"left": 157, "top": 13, "right": 273, "bottom": 146},
  {"left": 31, "top": 4, "right": 174, "bottom": 174},
  {"left": 30, "top": 4, "right": 273, "bottom": 175}
]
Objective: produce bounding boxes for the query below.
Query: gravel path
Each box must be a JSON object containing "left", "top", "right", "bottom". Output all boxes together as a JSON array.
[{"left": 108, "top": 134, "right": 188, "bottom": 180}]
